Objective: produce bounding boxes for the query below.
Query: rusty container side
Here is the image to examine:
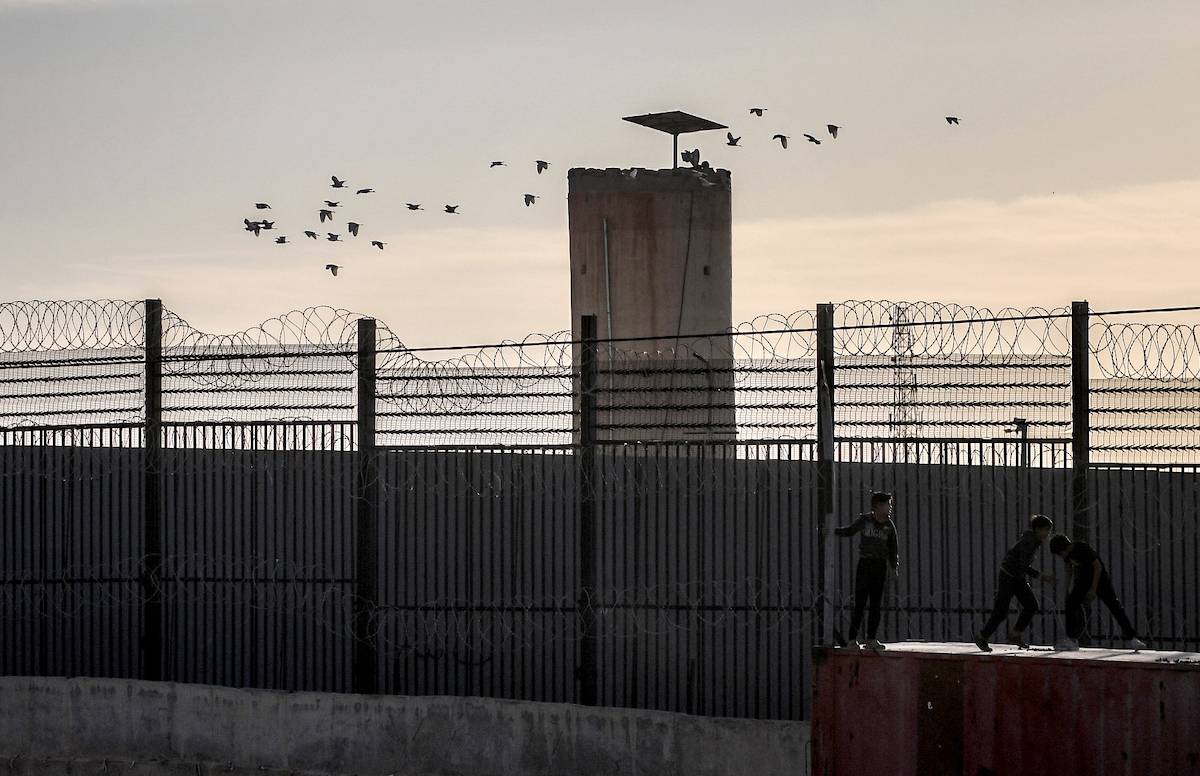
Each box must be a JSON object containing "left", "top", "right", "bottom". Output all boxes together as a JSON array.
[
  {"left": 813, "top": 645, "right": 1200, "bottom": 776},
  {"left": 812, "top": 648, "right": 920, "bottom": 775}
]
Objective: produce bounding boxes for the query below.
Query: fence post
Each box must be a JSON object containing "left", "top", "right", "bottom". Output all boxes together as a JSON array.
[
  {"left": 1071, "top": 301, "right": 1090, "bottom": 541},
  {"left": 577, "top": 314, "right": 599, "bottom": 705},
  {"left": 352, "top": 318, "right": 379, "bottom": 694},
  {"left": 816, "top": 303, "right": 836, "bottom": 646},
  {"left": 141, "top": 298, "right": 164, "bottom": 681}
]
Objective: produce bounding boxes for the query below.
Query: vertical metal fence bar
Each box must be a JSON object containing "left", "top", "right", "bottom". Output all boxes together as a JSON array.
[
  {"left": 577, "top": 314, "right": 599, "bottom": 706},
  {"left": 141, "top": 298, "right": 164, "bottom": 681},
  {"left": 1072, "top": 300, "right": 1091, "bottom": 541},
  {"left": 352, "top": 319, "right": 379, "bottom": 694},
  {"left": 815, "top": 303, "right": 835, "bottom": 646}
]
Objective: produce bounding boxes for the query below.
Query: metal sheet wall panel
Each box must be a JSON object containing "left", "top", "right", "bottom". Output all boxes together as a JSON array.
[{"left": 813, "top": 646, "right": 1200, "bottom": 775}]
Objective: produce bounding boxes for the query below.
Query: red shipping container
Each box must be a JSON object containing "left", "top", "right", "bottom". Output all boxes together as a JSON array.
[{"left": 812, "top": 642, "right": 1200, "bottom": 776}]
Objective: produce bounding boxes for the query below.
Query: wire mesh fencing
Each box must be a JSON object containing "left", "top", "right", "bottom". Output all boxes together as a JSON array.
[{"left": 0, "top": 298, "right": 1197, "bottom": 722}]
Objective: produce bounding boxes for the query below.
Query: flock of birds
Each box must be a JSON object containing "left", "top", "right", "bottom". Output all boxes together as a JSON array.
[
  {"left": 241, "top": 110, "right": 964, "bottom": 278},
  {"left": 687, "top": 108, "right": 960, "bottom": 156},
  {"left": 241, "top": 161, "right": 552, "bottom": 276}
]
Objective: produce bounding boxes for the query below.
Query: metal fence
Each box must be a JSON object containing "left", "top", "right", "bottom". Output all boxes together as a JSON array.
[{"left": 0, "top": 299, "right": 1198, "bottom": 721}]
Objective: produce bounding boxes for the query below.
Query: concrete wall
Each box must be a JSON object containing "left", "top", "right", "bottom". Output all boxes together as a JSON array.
[
  {"left": 567, "top": 167, "right": 733, "bottom": 356},
  {"left": 568, "top": 167, "right": 735, "bottom": 442},
  {"left": 0, "top": 677, "right": 810, "bottom": 776}
]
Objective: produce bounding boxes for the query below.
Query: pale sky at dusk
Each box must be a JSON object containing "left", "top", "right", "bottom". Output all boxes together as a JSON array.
[{"left": 2, "top": 0, "right": 1198, "bottom": 344}]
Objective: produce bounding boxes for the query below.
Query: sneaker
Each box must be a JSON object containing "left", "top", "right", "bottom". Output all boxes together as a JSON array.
[
  {"left": 1014, "top": 633, "right": 1031, "bottom": 650},
  {"left": 865, "top": 639, "right": 887, "bottom": 651},
  {"left": 1054, "top": 638, "right": 1080, "bottom": 652},
  {"left": 1126, "top": 637, "right": 1147, "bottom": 650},
  {"left": 974, "top": 633, "right": 992, "bottom": 652}
]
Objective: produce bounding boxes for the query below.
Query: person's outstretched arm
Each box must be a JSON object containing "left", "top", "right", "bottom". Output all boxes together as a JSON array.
[
  {"left": 833, "top": 515, "right": 867, "bottom": 537},
  {"left": 1018, "top": 533, "right": 1042, "bottom": 578}
]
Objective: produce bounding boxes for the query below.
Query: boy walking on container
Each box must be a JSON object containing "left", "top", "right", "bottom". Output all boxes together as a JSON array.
[
  {"left": 834, "top": 491, "right": 900, "bottom": 650},
  {"left": 974, "top": 514, "right": 1056, "bottom": 652},
  {"left": 1048, "top": 534, "right": 1146, "bottom": 651}
]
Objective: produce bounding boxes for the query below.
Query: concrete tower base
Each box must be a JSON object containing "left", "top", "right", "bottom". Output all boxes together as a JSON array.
[{"left": 568, "top": 167, "right": 735, "bottom": 442}]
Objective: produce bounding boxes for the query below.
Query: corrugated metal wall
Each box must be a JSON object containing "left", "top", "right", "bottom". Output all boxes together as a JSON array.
[
  {"left": 1, "top": 433, "right": 1196, "bottom": 721},
  {"left": 161, "top": 425, "right": 357, "bottom": 692},
  {"left": 0, "top": 428, "right": 144, "bottom": 680}
]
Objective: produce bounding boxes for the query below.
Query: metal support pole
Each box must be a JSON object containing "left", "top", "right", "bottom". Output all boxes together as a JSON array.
[
  {"left": 1071, "top": 301, "right": 1090, "bottom": 541},
  {"left": 577, "top": 314, "right": 599, "bottom": 705},
  {"left": 602, "top": 217, "right": 614, "bottom": 356},
  {"left": 672, "top": 133, "right": 679, "bottom": 169},
  {"left": 352, "top": 318, "right": 379, "bottom": 694},
  {"left": 141, "top": 298, "right": 164, "bottom": 681},
  {"left": 815, "top": 303, "right": 836, "bottom": 646}
]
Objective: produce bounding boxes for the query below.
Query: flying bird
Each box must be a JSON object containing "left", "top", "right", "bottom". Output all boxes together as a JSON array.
[
  {"left": 347, "top": 222, "right": 360, "bottom": 237},
  {"left": 772, "top": 134, "right": 789, "bottom": 149},
  {"left": 405, "top": 203, "right": 422, "bottom": 210},
  {"left": 356, "top": 188, "right": 374, "bottom": 195},
  {"left": 319, "top": 209, "right": 334, "bottom": 223},
  {"left": 331, "top": 176, "right": 347, "bottom": 188},
  {"left": 444, "top": 205, "right": 459, "bottom": 214},
  {"left": 304, "top": 230, "right": 318, "bottom": 239},
  {"left": 749, "top": 107, "right": 766, "bottom": 116},
  {"left": 274, "top": 236, "right": 288, "bottom": 244},
  {"left": 325, "top": 264, "right": 340, "bottom": 276},
  {"left": 243, "top": 219, "right": 261, "bottom": 236},
  {"left": 945, "top": 116, "right": 960, "bottom": 125},
  {"left": 327, "top": 233, "right": 341, "bottom": 241},
  {"left": 803, "top": 134, "right": 821, "bottom": 145},
  {"left": 371, "top": 241, "right": 386, "bottom": 250},
  {"left": 726, "top": 132, "right": 741, "bottom": 146},
  {"left": 524, "top": 194, "right": 539, "bottom": 206},
  {"left": 490, "top": 161, "right": 506, "bottom": 168},
  {"left": 324, "top": 201, "right": 340, "bottom": 208},
  {"left": 536, "top": 160, "right": 550, "bottom": 174},
  {"left": 680, "top": 148, "right": 700, "bottom": 166},
  {"left": 254, "top": 203, "right": 271, "bottom": 210},
  {"left": 259, "top": 220, "right": 275, "bottom": 230},
  {"left": 827, "top": 124, "right": 839, "bottom": 139}
]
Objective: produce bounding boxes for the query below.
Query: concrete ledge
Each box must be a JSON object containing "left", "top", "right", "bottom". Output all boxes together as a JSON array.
[
  {"left": 568, "top": 167, "right": 731, "bottom": 192},
  {"left": 0, "top": 677, "right": 809, "bottom": 776}
]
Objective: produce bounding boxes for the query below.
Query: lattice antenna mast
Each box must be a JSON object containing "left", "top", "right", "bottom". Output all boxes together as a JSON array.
[{"left": 888, "top": 303, "right": 920, "bottom": 441}]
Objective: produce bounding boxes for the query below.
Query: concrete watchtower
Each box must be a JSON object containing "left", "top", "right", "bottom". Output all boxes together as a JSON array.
[{"left": 568, "top": 164, "right": 735, "bottom": 442}]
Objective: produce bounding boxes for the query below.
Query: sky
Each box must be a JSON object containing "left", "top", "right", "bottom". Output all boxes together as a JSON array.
[{"left": 2, "top": 0, "right": 1199, "bottom": 346}]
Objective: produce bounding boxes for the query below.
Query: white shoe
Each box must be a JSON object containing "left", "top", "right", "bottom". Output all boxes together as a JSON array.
[
  {"left": 1054, "top": 638, "right": 1080, "bottom": 652},
  {"left": 865, "top": 639, "right": 886, "bottom": 651},
  {"left": 1126, "top": 637, "right": 1147, "bottom": 650}
]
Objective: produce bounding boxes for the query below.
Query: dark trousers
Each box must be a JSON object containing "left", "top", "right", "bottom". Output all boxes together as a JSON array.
[
  {"left": 980, "top": 571, "right": 1039, "bottom": 638},
  {"left": 1065, "top": 569, "right": 1138, "bottom": 640},
  {"left": 848, "top": 558, "right": 888, "bottom": 641}
]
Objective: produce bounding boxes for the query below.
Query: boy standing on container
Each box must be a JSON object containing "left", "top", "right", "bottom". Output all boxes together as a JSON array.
[
  {"left": 833, "top": 491, "right": 900, "bottom": 650},
  {"left": 1048, "top": 533, "right": 1147, "bottom": 651},
  {"left": 974, "top": 514, "right": 1056, "bottom": 652}
]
